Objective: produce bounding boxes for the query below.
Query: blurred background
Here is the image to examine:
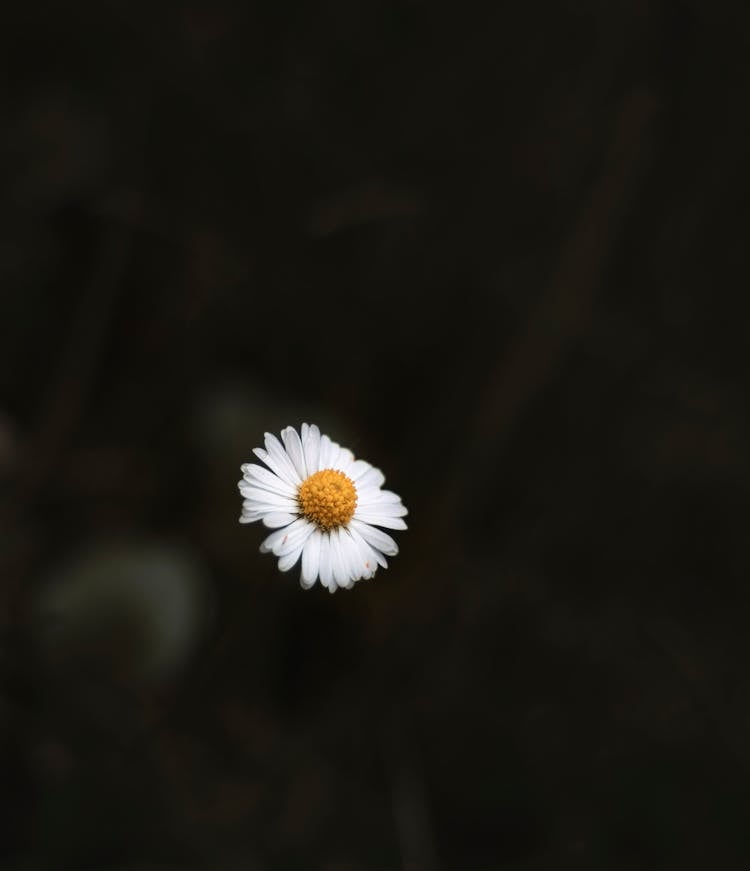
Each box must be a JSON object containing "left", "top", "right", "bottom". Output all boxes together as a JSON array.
[{"left": 2, "top": 1, "right": 750, "bottom": 868}]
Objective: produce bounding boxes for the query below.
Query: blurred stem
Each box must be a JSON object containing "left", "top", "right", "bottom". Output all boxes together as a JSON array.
[
  {"left": 16, "top": 204, "right": 138, "bottom": 509},
  {"left": 460, "top": 89, "right": 658, "bottom": 504}
]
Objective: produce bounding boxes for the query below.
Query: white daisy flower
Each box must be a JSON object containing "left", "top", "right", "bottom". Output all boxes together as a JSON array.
[{"left": 238, "top": 424, "right": 408, "bottom": 592}]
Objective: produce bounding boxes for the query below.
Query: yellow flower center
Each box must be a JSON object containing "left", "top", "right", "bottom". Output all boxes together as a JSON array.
[{"left": 298, "top": 468, "right": 357, "bottom": 530}]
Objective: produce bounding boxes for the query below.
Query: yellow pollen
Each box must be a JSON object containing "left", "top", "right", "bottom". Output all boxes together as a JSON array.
[{"left": 298, "top": 468, "right": 357, "bottom": 530}]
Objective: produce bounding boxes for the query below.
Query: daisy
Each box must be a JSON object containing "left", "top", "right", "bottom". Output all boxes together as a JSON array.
[{"left": 238, "top": 424, "right": 407, "bottom": 592}]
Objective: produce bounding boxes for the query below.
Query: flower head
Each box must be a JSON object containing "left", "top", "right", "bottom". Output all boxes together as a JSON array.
[{"left": 238, "top": 424, "right": 408, "bottom": 592}]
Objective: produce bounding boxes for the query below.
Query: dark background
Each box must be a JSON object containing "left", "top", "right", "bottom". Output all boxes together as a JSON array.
[{"left": 3, "top": 2, "right": 750, "bottom": 868}]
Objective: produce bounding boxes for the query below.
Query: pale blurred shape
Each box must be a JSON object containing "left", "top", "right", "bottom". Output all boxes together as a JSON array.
[{"left": 35, "top": 543, "right": 212, "bottom": 685}]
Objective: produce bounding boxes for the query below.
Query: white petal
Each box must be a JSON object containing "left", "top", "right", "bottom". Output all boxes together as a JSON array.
[
  {"left": 318, "top": 435, "right": 337, "bottom": 469},
  {"left": 334, "top": 448, "right": 355, "bottom": 474},
  {"left": 347, "top": 525, "right": 381, "bottom": 576},
  {"left": 328, "top": 439, "right": 346, "bottom": 470},
  {"left": 349, "top": 459, "right": 372, "bottom": 481},
  {"left": 357, "top": 488, "right": 405, "bottom": 507},
  {"left": 300, "top": 529, "right": 322, "bottom": 588},
  {"left": 318, "top": 532, "right": 333, "bottom": 590},
  {"left": 239, "top": 511, "right": 263, "bottom": 524},
  {"left": 329, "top": 528, "right": 349, "bottom": 588},
  {"left": 238, "top": 484, "right": 297, "bottom": 509},
  {"left": 253, "top": 445, "right": 299, "bottom": 488},
  {"left": 276, "top": 518, "right": 315, "bottom": 556},
  {"left": 281, "top": 426, "right": 307, "bottom": 480},
  {"left": 356, "top": 466, "right": 385, "bottom": 490},
  {"left": 339, "top": 528, "right": 364, "bottom": 582},
  {"left": 277, "top": 542, "right": 305, "bottom": 572},
  {"left": 333, "top": 527, "right": 354, "bottom": 582},
  {"left": 262, "top": 511, "right": 297, "bottom": 529},
  {"left": 355, "top": 497, "right": 408, "bottom": 517},
  {"left": 353, "top": 511, "right": 408, "bottom": 530},
  {"left": 302, "top": 423, "right": 321, "bottom": 475},
  {"left": 264, "top": 433, "right": 302, "bottom": 484},
  {"left": 241, "top": 463, "right": 297, "bottom": 498},
  {"left": 242, "top": 503, "right": 280, "bottom": 518},
  {"left": 350, "top": 519, "right": 398, "bottom": 556},
  {"left": 260, "top": 528, "right": 285, "bottom": 553},
  {"left": 260, "top": 517, "right": 312, "bottom": 554},
  {"left": 241, "top": 501, "right": 272, "bottom": 520}
]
